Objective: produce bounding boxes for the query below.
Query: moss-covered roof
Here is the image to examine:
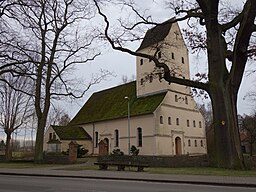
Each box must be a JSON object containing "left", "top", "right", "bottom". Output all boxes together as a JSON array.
[
  {"left": 69, "top": 81, "right": 166, "bottom": 125},
  {"left": 137, "top": 18, "right": 174, "bottom": 51},
  {"left": 51, "top": 125, "right": 92, "bottom": 140}
]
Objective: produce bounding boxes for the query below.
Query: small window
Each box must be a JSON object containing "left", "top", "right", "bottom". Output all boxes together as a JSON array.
[
  {"left": 53, "top": 133, "right": 56, "bottom": 140},
  {"left": 176, "top": 118, "right": 179, "bottom": 125},
  {"left": 149, "top": 75, "right": 153, "bottom": 83},
  {"left": 95, "top": 132, "right": 99, "bottom": 147},
  {"left": 137, "top": 127, "right": 142, "bottom": 147},
  {"left": 160, "top": 116, "right": 163, "bottom": 124},
  {"left": 188, "top": 139, "right": 191, "bottom": 147},
  {"left": 49, "top": 133, "right": 53, "bottom": 140},
  {"left": 182, "top": 57, "right": 184, "bottom": 64},
  {"left": 115, "top": 129, "right": 119, "bottom": 147},
  {"left": 187, "top": 120, "right": 190, "bottom": 127},
  {"left": 171, "top": 52, "right": 175, "bottom": 59},
  {"left": 201, "top": 140, "right": 203, "bottom": 147},
  {"left": 175, "top": 95, "right": 178, "bottom": 102},
  {"left": 185, "top": 97, "right": 188, "bottom": 104},
  {"left": 168, "top": 117, "right": 171, "bottom": 125},
  {"left": 158, "top": 52, "right": 161, "bottom": 59},
  {"left": 140, "top": 59, "right": 143, "bottom": 65},
  {"left": 193, "top": 120, "right": 196, "bottom": 127},
  {"left": 140, "top": 78, "right": 144, "bottom": 85},
  {"left": 199, "top": 121, "right": 202, "bottom": 128},
  {"left": 195, "top": 140, "right": 197, "bottom": 147}
]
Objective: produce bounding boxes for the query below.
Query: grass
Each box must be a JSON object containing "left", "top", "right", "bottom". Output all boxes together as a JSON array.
[
  {"left": 55, "top": 164, "right": 256, "bottom": 177},
  {"left": 0, "top": 162, "right": 62, "bottom": 169},
  {"left": 147, "top": 167, "right": 256, "bottom": 177}
]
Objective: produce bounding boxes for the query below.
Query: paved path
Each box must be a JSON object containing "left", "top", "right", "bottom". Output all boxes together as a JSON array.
[{"left": 0, "top": 163, "right": 256, "bottom": 188}]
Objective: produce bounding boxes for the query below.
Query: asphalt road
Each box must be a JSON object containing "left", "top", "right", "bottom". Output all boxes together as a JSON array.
[{"left": 0, "top": 175, "right": 255, "bottom": 192}]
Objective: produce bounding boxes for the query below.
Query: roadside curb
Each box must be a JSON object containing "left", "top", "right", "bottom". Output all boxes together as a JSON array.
[{"left": 1, "top": 171, "right": 256, "bottom": 188}]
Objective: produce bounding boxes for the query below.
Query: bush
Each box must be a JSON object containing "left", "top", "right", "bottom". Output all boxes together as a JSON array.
[
  {"left": 111, "top": 149, "right": 124, "bottom": 156},
  {"left": 77, "top": 145, "right": 88, "bottom": 158},
  {"left": 130, "top": 145, "right": 139, "bottom": 156},
  {"left": 62, "top": 145, "right": 89, "bottom": 158}
]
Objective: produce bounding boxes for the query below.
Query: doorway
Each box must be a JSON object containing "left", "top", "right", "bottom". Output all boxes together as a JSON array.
[
  {"left": 175, "top": 137, "right": 182, "bottom": 155},
  {"left": 99, "top": 138, "right": 109, "bottom": 155}
]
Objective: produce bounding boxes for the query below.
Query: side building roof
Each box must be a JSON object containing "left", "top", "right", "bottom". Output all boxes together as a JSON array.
[
  {"left": 69, "top": 81, "right": 166, "bottom": 125},
  {"left": 51, "top": 125, "right": 92, "bottom": 140},
  {"left": 136, "top": 18, "right": 175, "bottom": 51}
]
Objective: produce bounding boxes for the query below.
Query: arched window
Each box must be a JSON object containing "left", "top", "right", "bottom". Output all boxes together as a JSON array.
[
  {"left": 175, "top": 95, "right": 178, "bottom": 102},
  {"left": 171, "top": 52, "right": 175, "bottom": 59},
  {"left": 140, "top": 78, "right": 144, "bottom": 85},
  {"left": 149, "top": 75, "right": 153, "bottom": 83},
  {"left": 115, "top": 129, "right": 119, "bottom": 147},
  {"left": 199, "top": 121, "right": 202, "bottom": 128},
  {"left": 140, "top": 58, "right": 143, "bottom": 65},
  {"left": 185, "top": 97, "right": 188, "bottom": 104},
  {"left": 195, "top": 140, "right": 197, "bottom": 147},
  {"left": 188, "top": 139, "right": 191, "bottom": 147},
  {"left": 137, "top": 127, "right": 142, "bottom": 147},
  {"left": 158, "top": 51, "right": 162, "bottom": 59},
  {"left": 193, "top": 120, "right": 196, "bottom": 127},
  {"left": 95, "top": 132, "right": 98, "bottom": 147},
  {"left": 168, "top": 117, "right": 171, "bottom": 125},
  {"left": 187, "top": 120, "right": 190, "bottom": 127},
  {"left": 201, "top": 140, "right": 203, "bottom": 147},
  {"left": 176, "top": 118, "right": 179, "bottom": 125},
  {"left": 160, "top": 116, "right": 163, "bottom": 124},
  {"left": 49, "top": 133, "right": 53, "bottom": 140}
]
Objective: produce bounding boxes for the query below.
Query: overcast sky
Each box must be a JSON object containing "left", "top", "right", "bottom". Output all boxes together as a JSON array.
[{"left": 66, "top": 0, "right": 255, "bottom": 118}]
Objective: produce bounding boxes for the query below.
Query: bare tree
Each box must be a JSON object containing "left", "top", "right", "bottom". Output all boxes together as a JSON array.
[
  {"left": 93, "top": 0, "right": 256, "bottom": 168},
  {"left": 0, "top": 0, "right": 110, "bottom": 163},
  {"left": 0, "top": 74, "right": 33, "bottom": 161}
]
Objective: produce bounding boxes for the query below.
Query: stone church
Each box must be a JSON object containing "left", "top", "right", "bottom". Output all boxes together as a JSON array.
[{"left": 43, "top": 19, "right": 207, "bottom": 156}]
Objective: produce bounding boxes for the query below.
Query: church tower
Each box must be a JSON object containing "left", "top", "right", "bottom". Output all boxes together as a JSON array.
[{"left": 136, "top": 19, "right": 190, "bottom": 98}]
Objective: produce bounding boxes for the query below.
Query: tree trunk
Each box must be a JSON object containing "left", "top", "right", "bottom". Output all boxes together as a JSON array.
[
  {"left": 250, "top": 142, "right": 253, "bottom": 157},
  {"left": 5, "top": 133, "right": 12, "bottom": 161},
  {"left": 34, "top": 119, "right": 46, "bottom": 163},
  {"left": 209, "top": 85, "right": 245, "bottom": 169}
]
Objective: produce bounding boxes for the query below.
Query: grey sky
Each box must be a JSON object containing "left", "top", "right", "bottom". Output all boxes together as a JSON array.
[{"left": 68, "top": 0, "right": 254, "bottom": 118}]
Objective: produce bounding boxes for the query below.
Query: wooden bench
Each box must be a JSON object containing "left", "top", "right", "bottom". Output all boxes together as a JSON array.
[{"left": 94, "top": 156, "right": 149, "bottom": 172}]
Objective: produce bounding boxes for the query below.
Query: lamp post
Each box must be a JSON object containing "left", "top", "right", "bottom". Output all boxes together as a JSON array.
[{"left": 124, "top": 96, "right": 131, "bottom": 156}]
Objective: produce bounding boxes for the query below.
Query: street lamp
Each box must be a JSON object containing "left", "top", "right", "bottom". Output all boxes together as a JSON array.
[{"left": 124, "top": 96, "right": 131, "bottom": 156}]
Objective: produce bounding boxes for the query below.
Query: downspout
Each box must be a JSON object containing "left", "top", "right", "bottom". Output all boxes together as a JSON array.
[{"left": 92, "top": 122, "right": 95, "bottom": 155}]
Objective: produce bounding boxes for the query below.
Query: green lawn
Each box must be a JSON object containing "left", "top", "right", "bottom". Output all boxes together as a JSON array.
[
  {"left": 147, "top": 167, "right": 256, "bottom": 177},
  {"left": 56, "top": 164, "right": 256, "bottom": 177},
  {"left": 0, "top": 163, "right": 60, "bottom": 169}
]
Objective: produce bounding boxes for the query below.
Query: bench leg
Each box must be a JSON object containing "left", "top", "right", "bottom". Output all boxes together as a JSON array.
[
  {"left": 137, "top": 166, "right": 144, "bottom": 172},
  {"left": 99, "top": 164, "right": 108, "bottom": 170},
  {"left": 117, "top": 165, "right": 125, "bottom": 171}
]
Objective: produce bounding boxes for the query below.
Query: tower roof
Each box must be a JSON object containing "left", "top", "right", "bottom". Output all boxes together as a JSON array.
[
  {"left": 137, "top": 18, "right": 175, "bottom": 51},
  {"left": 69, "top": 81, "right": 166, "bottom": 125}
]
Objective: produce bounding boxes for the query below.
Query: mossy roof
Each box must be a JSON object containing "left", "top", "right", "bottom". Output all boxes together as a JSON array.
[
  {"left": 69, "top": 81, "right": 166, "bottom": 125},
  {"left": 51, "top": 125, "right": 92, "bottom": 140},
  {"left": 137, "top": 18, "right": 174, "bottom": 51}
]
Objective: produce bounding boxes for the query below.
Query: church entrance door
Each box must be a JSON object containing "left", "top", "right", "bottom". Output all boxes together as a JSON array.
[
  {"left": 175, "top": 137, "right": 182, "bottom": 155},
  {"left": 99, "top": 138, "right": 109, "bottom": 155}
]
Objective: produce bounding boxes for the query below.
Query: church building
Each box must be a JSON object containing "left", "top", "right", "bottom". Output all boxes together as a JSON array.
[{"left": 43, "top": 19, "right": 207, "bottom": 156}]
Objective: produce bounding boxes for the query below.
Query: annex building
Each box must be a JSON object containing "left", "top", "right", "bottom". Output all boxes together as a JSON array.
[{"left": 43, "top": 19, "right": 207, "bottom": 156}]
